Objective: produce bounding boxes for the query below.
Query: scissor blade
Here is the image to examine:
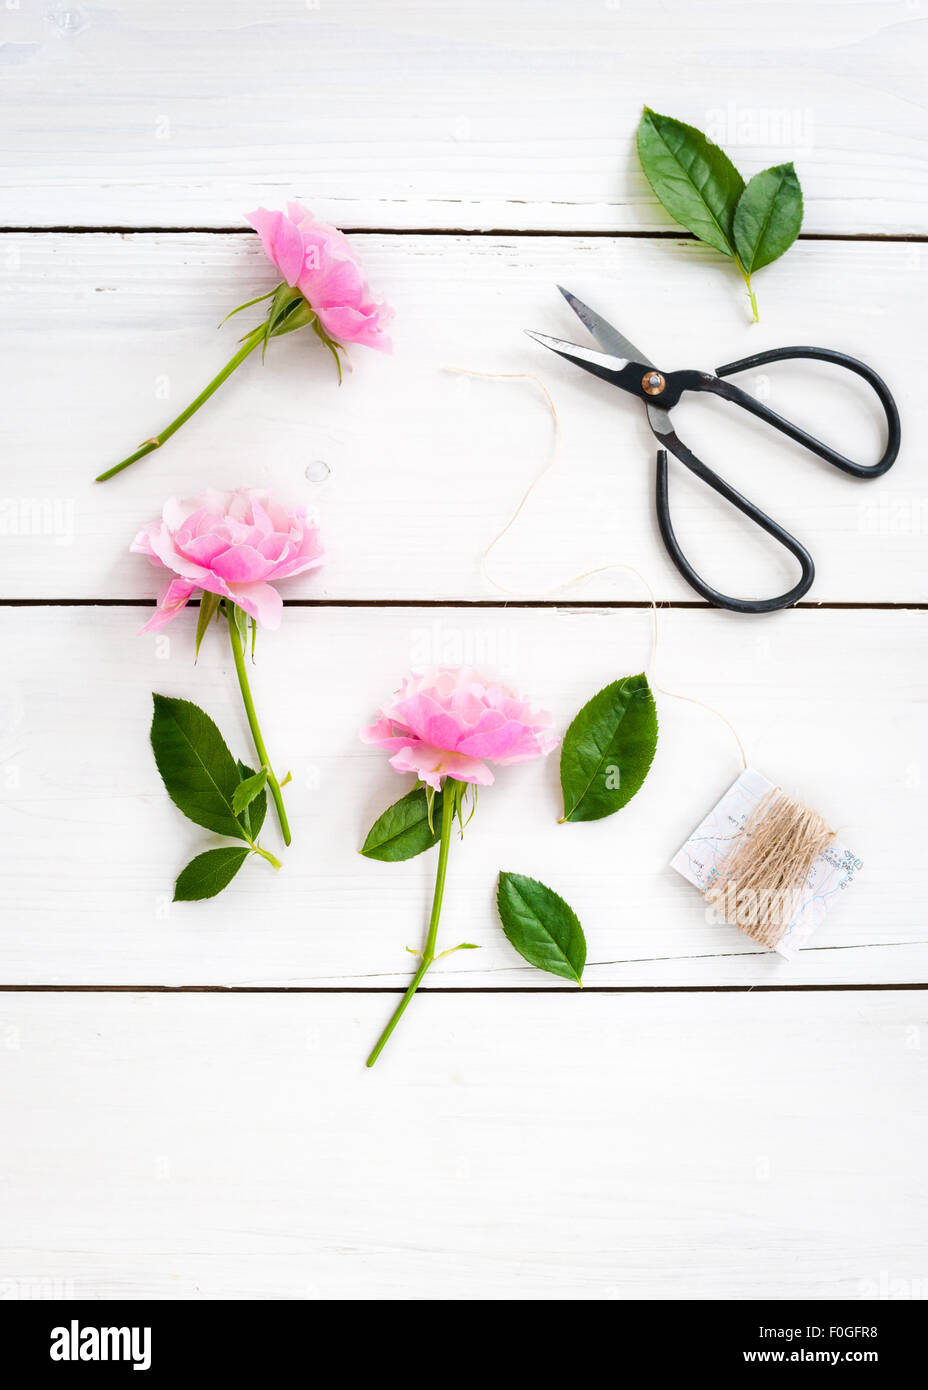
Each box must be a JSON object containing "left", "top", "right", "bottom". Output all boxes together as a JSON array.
[
  {"left": 557, "top": 286, "right": 652, "bottom": 366},
  {"left": 646, "top": 401, "right": 674, "bottom": 439},
  {"left": 524, "top": 330, "right": 632, "bottom": 376}
]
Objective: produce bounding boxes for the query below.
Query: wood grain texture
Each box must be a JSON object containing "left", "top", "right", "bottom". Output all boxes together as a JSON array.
[
  {"left": 2, "top": 605, "right": 925, "bottom": 987},
  {"left": 1, "top": 990, "right": 925, "bottom": 1299},
  {"left": 1, "top": 233, "right": 924, "bottom": 602},
  {"left": 2, "top": 1, "right": 926, "bottom": 232}
]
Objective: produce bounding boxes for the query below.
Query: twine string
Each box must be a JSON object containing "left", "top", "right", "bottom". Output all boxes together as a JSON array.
[{"left": 442, "top": 365, "right": 748, "bottom": 768}]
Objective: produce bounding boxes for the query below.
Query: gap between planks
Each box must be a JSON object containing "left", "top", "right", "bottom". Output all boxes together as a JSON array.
[
  {"left": 2, "top": 984, "right": 926, "bottom": 995},
  {"left": 2, "top": 227, "right": 928, "bottom": 242},
  {"left": 3, "top": 599, "right": 928, "bottom": 611}
]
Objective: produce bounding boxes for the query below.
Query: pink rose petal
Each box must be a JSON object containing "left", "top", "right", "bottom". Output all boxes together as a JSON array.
[
  {"left": 248, "top": 203, "right": 393, "bottom": 352},
  {"left": 362, "top": 667, "right": 558, "bottom": 789},
  {"left": 131, "top": 487, "right": 323, "bottom": 632}
]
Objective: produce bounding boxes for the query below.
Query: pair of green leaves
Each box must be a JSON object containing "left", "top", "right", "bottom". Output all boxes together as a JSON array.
[
  {"left": 360, "top": 789, "right": 589, "bottom": 986},
  {"left": 360, "top": 788, "right": 589, "bottom": 981},
  {"left": 495, "top": 672, "right": 658, "bottom": 984},
  {"left": 501, "top": 672, "right": 658, "bottom": 981},
  {"left": 637, "top": 106, "right": 803, "bottom": 320},
  {"left": 151, "top": 693, "right": 277, "bottom": 901}
]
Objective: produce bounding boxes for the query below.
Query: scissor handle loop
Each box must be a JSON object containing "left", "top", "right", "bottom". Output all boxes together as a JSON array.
[
  {"left": 654, "top": 434, "right": 815, "bottom": 615},
  {"left": 708, "top": 345, "right": 900, "bottom": 479}
]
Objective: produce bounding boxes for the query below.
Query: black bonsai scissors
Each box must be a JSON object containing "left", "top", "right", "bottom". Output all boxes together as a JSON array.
[{"left": 526, "top": 288, "right": 901, "bottom": 614}]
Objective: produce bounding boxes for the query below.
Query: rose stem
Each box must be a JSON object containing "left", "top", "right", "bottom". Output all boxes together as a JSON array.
[
  {"left": 225, "top": 602, "right": 292, "bottom": 847},
  {"left": 366, "top": 780, "right": 457, "bottom": 1068},
  {"left": 737, "top": 262, "right": 759, "bottom": 323},
  {"left": 96, "top": 324, "right": 266, "bottom": 481}
]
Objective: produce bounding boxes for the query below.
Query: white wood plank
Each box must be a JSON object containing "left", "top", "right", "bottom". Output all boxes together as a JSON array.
[
  {"left": 2, "top": 605, "right": 925, "bottom": 987},
  {"left": 0, "top": 990, "right": 925, "bottom": 1299},
  {"left": 3, "top": 1, "right": 926, "bottom": 232},
  {"left": 1, "top": 233, "right": 924, "bottom": 602}
]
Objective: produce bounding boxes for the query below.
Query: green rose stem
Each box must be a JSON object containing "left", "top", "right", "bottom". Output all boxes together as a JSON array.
[
  {"left": 366, "top": 780, "right": 458, "bottom": 1068},
  {"left": 95, "top": 323, "right": 266, "bottom": 482},
  {"left": 224, "top": 600, "right": 292, "bottom": 847},
  {"left": 249, "top": 841, "right": 283, "bottom": 871}
]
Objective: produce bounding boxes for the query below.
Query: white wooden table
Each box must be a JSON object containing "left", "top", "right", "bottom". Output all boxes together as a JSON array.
[{"left": 1, "top": 0, "right": 926, "bottom": 1301}]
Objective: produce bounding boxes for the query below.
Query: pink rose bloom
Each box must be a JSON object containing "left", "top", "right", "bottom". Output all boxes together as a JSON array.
[
  {"left": 246, "top": 202, "right": 393, "bottom": 353},
  {"left": 132, "top": 487, "right": 324, "bottom": 632},
  {"left": 362, "top": 667, "right": 559, "bottom": 791}
]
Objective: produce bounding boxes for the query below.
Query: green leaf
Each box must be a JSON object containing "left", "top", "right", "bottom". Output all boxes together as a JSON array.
[
  {"left": 193, "top": 590, "right": 221, "bottom": 662},
  {"left": 173, "top": 846, "right": 250, "bottom": 902},
  {"left": 236, "top": 760, "right": 267, "bottom": 839},
  {"left": 150, "top": 694, "right": 247, "bottom": 840},
  {"left": 232, "top": 766, "right": 267, "bottom": 817},
  {"left": 496, "top": 873, "right": 586, "bottom": 984},
  {"left": 733, "top": 161, "right": 803, "bottom": 273},
  {"left": 637, "top": 106, "right": 744, "bottom": 258},
  {"left": 360, "top": 787, "right": 444, "bottom": 862},
  {"left": 560, "top": 673, "right": 658, "bottom": 823}
]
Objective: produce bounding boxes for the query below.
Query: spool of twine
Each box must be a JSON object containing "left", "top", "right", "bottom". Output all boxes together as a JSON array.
[{"left": 703, "top": 787, "right": 836, "bottom": 948}]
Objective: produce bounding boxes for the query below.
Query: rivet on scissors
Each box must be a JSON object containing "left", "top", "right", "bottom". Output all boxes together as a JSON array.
[{"left": 642, "top": 370, "right": 665, "bottom": 395}]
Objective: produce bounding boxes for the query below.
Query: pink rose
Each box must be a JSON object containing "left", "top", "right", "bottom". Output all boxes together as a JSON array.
[
  {"left": 247, "top": 202, "right": 393, "bottom": 353},
  {"left": 362, "top": 667, "right": 559, "bottom": 791},
  {"left": 132, "top": 487, "right": 324, "bottom": 632}
]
